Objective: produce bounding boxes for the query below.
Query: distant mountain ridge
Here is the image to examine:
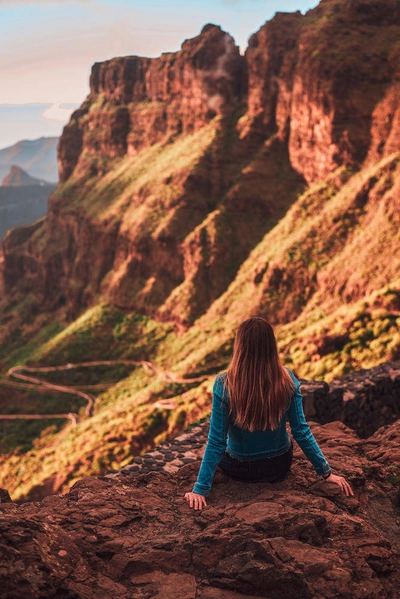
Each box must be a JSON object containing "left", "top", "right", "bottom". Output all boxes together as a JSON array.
[
  {"left": 6, "top": 1, "right": 398, "bottom": 330},
  {"left": 0, "top": 184, "right": 56, "bottom": 241},
  {"left": 0, "top": 137, "right": 58, "bottom": 184},
  {"left": 2, "top": 165, "right": 53, "bottom": 187},
  {"left": 0, "top": 164, "right": 56, "bottom": 241}
]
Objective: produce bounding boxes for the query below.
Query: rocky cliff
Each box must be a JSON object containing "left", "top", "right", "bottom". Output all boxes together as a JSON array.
[
  {"left": 2, "top": 0, "right": 399, "bottom": 330},
  {"left": 3, "top": 25, "right": 255, "bottom": 323},
  {"left": 1, "top": 415, "right": 399, "bottom": 599},
  {"left": 58, "top": 24, "right": 245, "bottom": 183}
]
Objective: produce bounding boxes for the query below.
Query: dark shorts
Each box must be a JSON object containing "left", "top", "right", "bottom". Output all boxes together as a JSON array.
[{"left": 218, "top": 441, "right": 293, "bottom": 483}]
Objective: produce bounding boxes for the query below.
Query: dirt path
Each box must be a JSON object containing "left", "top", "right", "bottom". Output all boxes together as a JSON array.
[
  {"left": 0, "top": 361, "right": 210, "bottom": 428},
  {"left": 0, "top": 412, "right": 79, "bottom": 426},
  {"left": 11, "top": 360, "right": 209, "bottom": 383}
]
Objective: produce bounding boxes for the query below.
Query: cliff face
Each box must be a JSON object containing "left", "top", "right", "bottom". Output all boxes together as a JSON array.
[
  {"left": 58, "top": 0, "right": 400, "bottom": 186},
  {"left": 58, "top": 25, "right": 245, "bottom": 182},
  {"left": 2, "top": 0, "right": 400, "bottom": 332},
  {"left": 3, "top": 25, "right": 255, "bottom": 323},
  {"left": 245, "top": 0, "right": 400, "bottom": 182}
]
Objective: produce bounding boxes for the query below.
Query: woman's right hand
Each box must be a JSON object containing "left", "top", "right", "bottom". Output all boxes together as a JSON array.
[{"left": 324, "top": 473, "right": 353, "bottom": 496}]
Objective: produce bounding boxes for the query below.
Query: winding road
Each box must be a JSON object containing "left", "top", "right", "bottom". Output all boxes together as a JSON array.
[{"left": 0, "top": 360, "right": 210, "bottom": 428}]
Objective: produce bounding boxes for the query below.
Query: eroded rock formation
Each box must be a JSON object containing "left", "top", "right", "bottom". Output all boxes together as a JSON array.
[
  {"left": 58, "top": 24, "right": 245, "bottom": 183},
  {"left": 2, "top": 0, "right": 399, "bottom": 328}
]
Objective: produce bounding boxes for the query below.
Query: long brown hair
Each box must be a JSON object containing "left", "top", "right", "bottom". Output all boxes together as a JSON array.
[{"left": 226, "top": 317, "right": 294, "bottom": 431}]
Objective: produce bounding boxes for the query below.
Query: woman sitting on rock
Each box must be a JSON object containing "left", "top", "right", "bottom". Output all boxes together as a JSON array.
[{"left": 185, "top": 317, "right": 353, "bottom": 510}]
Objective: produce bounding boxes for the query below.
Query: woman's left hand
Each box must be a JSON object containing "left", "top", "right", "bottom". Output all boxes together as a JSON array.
[
  {"left": 184, "top": 492, "right": 207, "bottom": 510},
  {"left": 324, "top": 473, "right": 353, "bottom": 496}
]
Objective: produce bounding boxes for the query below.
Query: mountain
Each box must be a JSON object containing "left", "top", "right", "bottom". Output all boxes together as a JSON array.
[
  {"left": 2, "top": 165, "right": 52, "bottom": 187},
  {"left": 0, "top": 0, "right": 399, "bottom": 501},
  {"left": 0, "top": 136, "right": 58, "bottom": 184},
  {"left": 0, "top": 187, "right": 55, "bottom": 242},
  {"left": 0, "top": 166, "right": 56, "bottom": 241}
]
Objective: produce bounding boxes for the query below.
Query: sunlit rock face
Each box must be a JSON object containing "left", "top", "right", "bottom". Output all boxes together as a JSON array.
[
  {"left": 245, "top": 11, "right": 303, "bottom": 139},
  {"left": 2, "top": 0, "right": 400, "bottom": 328},
  {"left": 245, "top": 0, "right": 400, "bottom": 183},
  {"left": 58, "top": 24, "right": 245, "bottom": 183}
]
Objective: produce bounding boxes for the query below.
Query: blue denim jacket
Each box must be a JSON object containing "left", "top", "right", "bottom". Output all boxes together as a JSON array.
[{"left": 192, "top": 370, "right": 331, "bottom": 496}]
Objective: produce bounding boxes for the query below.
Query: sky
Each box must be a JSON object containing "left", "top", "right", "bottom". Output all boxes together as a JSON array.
[{"left": 0, "top": 0, "right": 319, "bottom": 149}]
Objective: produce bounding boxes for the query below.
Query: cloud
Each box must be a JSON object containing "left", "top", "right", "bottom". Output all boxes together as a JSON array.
[{"left": 41, "top": 103, "right": 78, "bottom": 122}]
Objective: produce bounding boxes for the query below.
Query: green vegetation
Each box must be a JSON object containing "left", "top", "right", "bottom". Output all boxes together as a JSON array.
[
  {"left": 304, "top": 0, "right": 400, "bottom": 89},
  {"left": 2, "top": 148, "right": 399, "bottom": 498},
  {"left": 388, "top": 472, "right": 400, "bottom": 486},
  {"left": 278, "top": 284, "right": 400, "bottom": 381},
  {"left": 58, "top": 123, "right": 218, "bottom": 219},
  {"left": 0, "top": 419, "right": 65, "bottom": 455},
  {"left": 0, "top": 313, "right": 64, "bottom": 369},
  {"left": 27, "top": 304, "right": 174, "bottom": 366}
]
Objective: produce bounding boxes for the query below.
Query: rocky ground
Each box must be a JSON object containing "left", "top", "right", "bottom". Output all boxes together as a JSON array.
[{"left": 1, "top": 416, "right": 399, "bottom": 599}]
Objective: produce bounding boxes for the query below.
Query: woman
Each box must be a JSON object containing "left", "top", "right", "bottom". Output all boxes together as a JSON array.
[{"left": 185, "top": 317, "right": 353, "bottom": 510}]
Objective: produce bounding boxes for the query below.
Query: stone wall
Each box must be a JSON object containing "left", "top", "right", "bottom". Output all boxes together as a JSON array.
[{"left": 301, "top": 361, "right": 400, "bottom": 438}]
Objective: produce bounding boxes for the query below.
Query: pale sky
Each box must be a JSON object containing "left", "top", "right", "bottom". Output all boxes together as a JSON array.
[{"left": 0, "top": 0, "right": 319, "bottom": 149}]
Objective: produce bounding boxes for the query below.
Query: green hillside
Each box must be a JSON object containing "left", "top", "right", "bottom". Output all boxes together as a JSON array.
[{"left": 1, "top": 153, "right": 399, "bottom": 500}]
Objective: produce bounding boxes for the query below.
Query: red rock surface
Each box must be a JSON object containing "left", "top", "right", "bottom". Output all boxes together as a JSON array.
[
  {"left": 1, "top": 419, "right": 399, "bottom": 598},
  {"left": 56, "top": 0, "right": 400, "bottom": 186},
  {"left": 58, "top": 24, "right": 244, "bottom": 183},
  {"left": 2, "top": 1, "right": 400, "bottom": 326},
  {"left": 245, "top": 0, "right": 400, "bottom": 182}
]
